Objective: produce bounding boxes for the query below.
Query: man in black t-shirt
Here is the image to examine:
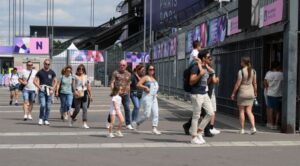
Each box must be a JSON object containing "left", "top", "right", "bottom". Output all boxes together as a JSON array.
[{"left": 34, "top": 59, "right": 57, "bottom": 126}]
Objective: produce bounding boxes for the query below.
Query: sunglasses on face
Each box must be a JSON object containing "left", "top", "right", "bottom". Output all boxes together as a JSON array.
[
  {"left": 78, "top": 68, "right": 84, "bottom": 71},
  {"left": 148, "top": 68, "right": 155, "bottom": 71},
  {"left": 27, "top": 64, "right": 33, "bottom": 66},
  {"left": 44, "top": 63, "right": 50, "bottom": 66}
]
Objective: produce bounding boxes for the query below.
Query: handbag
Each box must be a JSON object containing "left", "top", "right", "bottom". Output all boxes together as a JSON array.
[
  {"left": 19, "top": 70, "right": 32, "bottom": 91},
  {"left": 75, "top": 90, "right": 85, "bottom": 99}
]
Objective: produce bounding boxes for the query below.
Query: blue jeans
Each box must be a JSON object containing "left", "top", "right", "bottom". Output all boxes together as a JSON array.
[
  {"left": 137, "top": 94, "right": 159, "bottom": 127},
  {"left": 122, "top": 93, "right": 131, "bottom": 125},
  {"left": 38, "top": 91, "right": 52, "bottom": 121},
  {"left": 59, "top": 94, "right": 73, "bottom": 113},
  {"left": 130, "top": 93, "right": 141, "bottom": 122},
  {"left": 23, "top": 90, "right": 36, "bottom": 103}
]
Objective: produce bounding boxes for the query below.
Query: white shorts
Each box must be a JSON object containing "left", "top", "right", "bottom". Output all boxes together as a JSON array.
[
  {"left": 110, "top": 109, "right": 122, "bottom": 116},
  {"left": 211, "top": 92, "right": 217, "bottom": 112}
]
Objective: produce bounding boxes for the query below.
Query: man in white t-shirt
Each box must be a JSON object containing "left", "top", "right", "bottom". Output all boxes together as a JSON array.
[
  {"left": 9, "top": 68, "right": 20, "bottom": 106},
  {"left": 188, "top": 40, "right": 202, "bottom": 65},
  {"left": 264, "top": 61, "right": 283, "bottom": 130},
  {"left": 18, "top": 61, "right": 37, "bottom": 121}
]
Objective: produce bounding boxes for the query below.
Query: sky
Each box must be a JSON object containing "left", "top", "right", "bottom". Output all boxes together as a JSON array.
[{"left": 0, "top": 0, "right": 121, "bottom": 45}]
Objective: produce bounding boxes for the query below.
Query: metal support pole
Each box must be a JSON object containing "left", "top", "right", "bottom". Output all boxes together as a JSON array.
[
  {"left": 149, "top": 0, "right": 152, "bottom": 46},
  {"left": 282, "top": 0, "right": 299, "bottom": 133},
  {"left": 46, "top": 0, "right": 49, "bottom": 37},
  {"left": 143, "top": 0, "right": 147, "bottom": 52},
  {"left": 105, "top": 51, "right": 108, "bottom": 87},
  {"left": 9, "top": 0, "right": 11, "bottom": 45},
  {"left": 22, "top": 0, "right": 24, "bottom": 36},
  {"left": 19, "top": 0, "right": 21, "bottom": 36}
]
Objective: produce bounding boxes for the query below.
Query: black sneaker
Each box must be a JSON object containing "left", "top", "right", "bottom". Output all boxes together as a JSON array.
[
  {"left": 15, "top": 103, "right": 19, "bottom": 106},
  {"left": 183, "top": 123, "right": 190, "bottom": 135},
  {"left": 9, "top": 101, "right": 12, "bottom": 105}
]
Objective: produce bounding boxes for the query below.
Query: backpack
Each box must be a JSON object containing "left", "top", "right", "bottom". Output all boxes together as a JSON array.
[{"left": 183, "top": 64, "right": 197, "bottom": 92}]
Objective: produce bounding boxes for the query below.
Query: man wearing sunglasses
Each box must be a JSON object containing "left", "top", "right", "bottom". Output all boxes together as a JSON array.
[
  {"left": 19, "top": 61, "right": 38, "bottom": 121},
  {"left": 34, "top": 59, "right": 57, "bottom": 126}
]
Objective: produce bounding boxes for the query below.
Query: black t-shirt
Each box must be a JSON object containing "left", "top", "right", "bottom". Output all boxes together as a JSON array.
[
  {"left": 190, "top": 65, "right": 209, "bottom": 95},
  {"left": 36, "top": 69, "right": 56, "bottom": 86}
]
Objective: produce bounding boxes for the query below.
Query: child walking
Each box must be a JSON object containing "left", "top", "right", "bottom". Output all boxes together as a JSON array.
[{"left": 107, "top": 86, "right": 125, "bottom": 138}]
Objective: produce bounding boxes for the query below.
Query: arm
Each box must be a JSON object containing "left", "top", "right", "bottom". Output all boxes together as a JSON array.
[
  {"left": 137, "top": 76, "right": 149, "bottom": 93},
  {"left": 110, "top": 72, "right": 116, "bottom": 90},
  {"left": 55, "top": 80, "right": 60, "bottom": 96},
  {"left": 189, "top": 63, "right": 205, "bottom": 86},
  {"left": 253, "top": 73, "right": 257, "bottom": 97},
  {"left": 231, "top": 79, "right": 242, "bottom": 100},
  {"left": 87, "top": 79, "right": 93, "bottom": 102},
  {"left": 33, "top": 76, "right": 41, "bottom": 90}
]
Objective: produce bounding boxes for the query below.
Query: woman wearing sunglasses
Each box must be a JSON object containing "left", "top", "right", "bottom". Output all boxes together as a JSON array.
[
  {"left": 133, "top": 64, "right": 161, "bottom": 135},
  {"left": 70, "top": 64, "right": 93, "bottom": 128}
]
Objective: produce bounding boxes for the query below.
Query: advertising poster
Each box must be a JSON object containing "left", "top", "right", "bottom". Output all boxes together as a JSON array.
[
  {"left": 160, "top": 42, "right": 164, "bottom": 58},
  {"left": 153, "top": 45, "right": 158, "bottom": 60},
  {"left": 70, "top": 50, "right": 88, "bottom": 62},
  {"left": 208, "top": 15, "right": 227, "bottom": 46},
  {"left": 259, "top": 0, "right": 283, "bottom": 28},
  {"left": 200, "top": 22, "right": 208, "bottom": 48},
  {"left": 185, "top": 30, "right": 194, "bottom": 53},
  {"left": 164, "top": 40, "right": 170, "bottom": 58},
  {"left": 87, "top": 50, "right": 104, "bottom": 62},
  {"left": 227, "top": 16, "right": 241, "bottom": 36},
  {"left": 170, "top": 36, "right": 177, "bottom": 56},
  {"left": 14, "top": 37, "right": 49, "bottom": 54}
]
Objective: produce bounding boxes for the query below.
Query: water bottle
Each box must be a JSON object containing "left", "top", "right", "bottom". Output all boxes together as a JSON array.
[{"left": 254, "top": 98, "right": 259, "bottom": 106}]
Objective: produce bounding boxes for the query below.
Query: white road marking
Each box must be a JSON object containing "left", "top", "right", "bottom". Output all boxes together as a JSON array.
[{"left": 0, "top": 141, "right": 300, "bottom": 149}]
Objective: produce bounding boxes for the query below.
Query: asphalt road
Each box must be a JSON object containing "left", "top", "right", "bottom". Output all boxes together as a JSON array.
[{"left": 0, "top": 87, "right": 299, "bottom": 166}]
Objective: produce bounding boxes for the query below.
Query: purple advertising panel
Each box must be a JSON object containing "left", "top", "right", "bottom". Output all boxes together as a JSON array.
[
  {"left": 170, "top": 36, "right": 177, "bottom": 56},
  {"left": 160, "top": 42, "right": 165, "bottom": 58},
  {"left": 259, "top": 0, "right": 283, "bottom": 28},
  {"left": 193, "top": 22, "right": 208, "bottom": 48},
  {"left": 70, "top": 50, "right": 88, "bottom": 62},
  {"left": 147, "top": 0, "right": 209, "bottom": 30},
  {"left": 227, "top": 16, "right": 242, "bottom": 36},
  {"left": 185, "top": 30, "right": 194, "bottom": 53},
  {"left": 140, "top": 52, "right": 150, "bottom": 63},
  {"left": 0, "top": 46, "right": 13, "bottom": 54},
  {"left": 164, "top": 40, "right": 170, "bottom": 58},
  {"left": 125, "top": 52, "right": 147, "bottom": 63},
  {"left": 153, "top": 45, "right": 158, "bottom": 60},
  {"left": 14, "top": 37, "right": 49, "bottom": 54},
  {"left": 208, "top": 15, "right": 227, "bottom": 46}
]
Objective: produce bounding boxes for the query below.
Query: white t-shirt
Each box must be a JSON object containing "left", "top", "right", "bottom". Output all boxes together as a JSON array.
[
  {"left": 20, "top": 69, "right": 38, "bottom": 91},
  {"left": 189, "top": 49, "right": 199, "bottom": 64},
  {"left": 264, "top": 71, "right": 283, "bottom": 97},
  {"left": 110, "top": 95, "right": 122, "bottom": 115},
  {"left": 9, "top": 73, "right": 20, "bottom": 86}
]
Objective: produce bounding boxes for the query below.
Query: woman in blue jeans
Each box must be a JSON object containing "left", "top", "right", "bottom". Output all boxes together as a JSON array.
[
  {"left": 56, "top": 65, "right": 74, "bottom": 121},
  {"left": 130, "top": 64, "right": 145, "bottom": 125},
  {"left": 132, "top": 64, "right": 161, "bottom": 135}
]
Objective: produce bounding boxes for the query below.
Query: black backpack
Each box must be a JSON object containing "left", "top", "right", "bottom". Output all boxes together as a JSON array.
[{"left": 183, "top": 64, "right": 197, "bottom": 92}]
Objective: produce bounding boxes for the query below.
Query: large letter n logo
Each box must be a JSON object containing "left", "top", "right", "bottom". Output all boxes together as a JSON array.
[{"left": 36, "top": 41, "right": 43, "bottom": 50}]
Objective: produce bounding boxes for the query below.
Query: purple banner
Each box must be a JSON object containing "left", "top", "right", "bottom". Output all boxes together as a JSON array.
[
  {"left": 147, "top": 0, "right": 209, "bottom": 30},
  {"left": 170, "top": 36, "right": 177, "bottom": 56},
  {"left": 227, "top": 16, "right": 241, "bottom": 36},
  {"left": 185, "top": 30, "right": 194, "bottom": 53},
  {"left": 259, "top": 0, "right": 283, "bottom": 28},
  {"left": 208, "top": 15, "right": 227, "bottom": 46},
  {"left": 0, "top": 46, "right": 13, "bottom": 54}
]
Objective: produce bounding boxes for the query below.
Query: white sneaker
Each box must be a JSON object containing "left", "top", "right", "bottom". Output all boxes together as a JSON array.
[
  {"left": 250, "top": 127, "right": 257, "bottom": 135},
  {"left": 152, "top": 127, "right": 162, "bottom": 135},
  {"left": 131, "top": 122, "right": 137, "bottom": 129},
  {"left": 115, "top": 131, "right": 124, "bottom": 137},
  {"left": 44, "top": 121, "right": 50, "bottom": 126},
  {"left": 197, "top": 134, "right": 206, "bottom": 144},
  {"left": 126, "top": 125, "right": 134, "bottom": 130},
  {"left": 239, "top": 129, "right": 245, "bottom": 134},
  {"left": 69, "top": 119, "right": 75, "bottom": 127},
  {"left": 107, "top": 133, "right": 115, "bottom": 138},
  {"left": 191, "top": 137, "right": 205, "bottom": 144},
  {"left": 82, "top": 123, "right": 90, "bottom": 129},
  {"left": 210, "top": 128, "right": 221, "bottom": 135},
  {"left": 38, "top": 119, "right": 43, "bottom": 125},
  {"left": 23, "top": 114, "right": 28, "bottom": 121},
  {"left": 28, "top": 115, "right": 33, "bottom": 120}
]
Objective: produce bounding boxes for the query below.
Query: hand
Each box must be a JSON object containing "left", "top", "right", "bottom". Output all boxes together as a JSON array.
[
  {"left": 195, "top": 58, "right": 202, "bottom": 64},
  {"left": 231, "top": 94, "right": 235, "bottom": 100},
  {"left": 74, "top": 91, "right": 79, "bottom": 97},
  {"left": 144, "top": 87, "right": 150, "bottom": 93},
  {"left": 215, "top": 77, "right": 220, "bottom": 83},
  {"left": 55, "top": 92, "right": 59, "bottom": 97},
  {"left": 49, "top": 89, "right": 54, "bottom": 96},
  {"left": 89, "top": 96, "right": 93, "bottom": 102}
]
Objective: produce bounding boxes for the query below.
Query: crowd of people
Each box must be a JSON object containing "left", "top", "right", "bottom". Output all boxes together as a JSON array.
[{"left": 6, "top": 42, "right": 283, "bottom": 144}]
